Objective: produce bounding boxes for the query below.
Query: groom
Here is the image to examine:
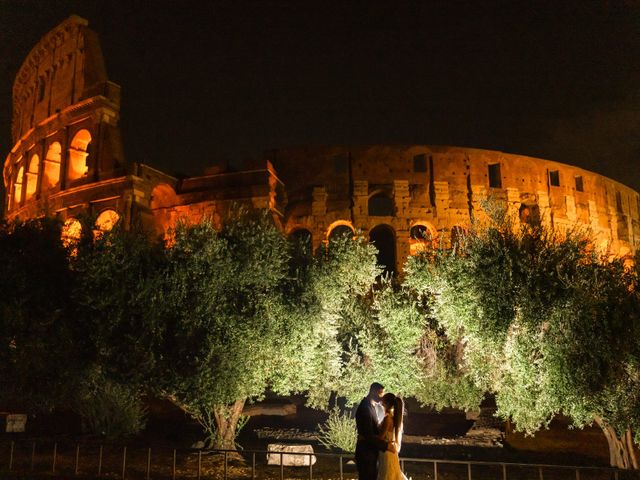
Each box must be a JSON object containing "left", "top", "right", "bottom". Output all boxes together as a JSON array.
[{"left": 355, "top": 382, "right": 396, "bottom": 480}]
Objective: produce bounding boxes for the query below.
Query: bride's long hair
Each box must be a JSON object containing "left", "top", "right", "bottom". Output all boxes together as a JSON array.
[{"left": 382, "top": 393, "right": 404, "bottom": 449}]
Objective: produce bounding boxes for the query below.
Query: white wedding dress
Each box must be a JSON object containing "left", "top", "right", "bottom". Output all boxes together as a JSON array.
[{"left": 377, "top": 413, "right": 408, "bottom": 480}]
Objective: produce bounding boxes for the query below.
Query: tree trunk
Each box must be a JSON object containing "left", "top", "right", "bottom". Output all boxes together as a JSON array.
[
  {"left": 594, "top": 417, "right": 638, "bottom": 469},
  {"left": 212, "top": 399, "right": 246, "bottom": 450}
]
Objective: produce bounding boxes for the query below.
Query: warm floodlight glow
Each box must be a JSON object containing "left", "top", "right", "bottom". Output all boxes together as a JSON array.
[
  {"left": 67, "top": 130, "right": 91, "bottom": 181},
  {"left": 43, "top": 142, "right": 62, "bottom": 189},
  {"left": 24, "top": 154, "right": 39, "bottom": 201},
  {"left": 61, "top": 218, "right": 82, "bottom": 248},
  {"left": 95, "top": 209, "right": 120, "bottom": 232}
]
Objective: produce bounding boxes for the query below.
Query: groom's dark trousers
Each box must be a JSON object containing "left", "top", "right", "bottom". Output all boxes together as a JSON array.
[{"left": 355, "top": 397, "right": 387, "bottom": 480}]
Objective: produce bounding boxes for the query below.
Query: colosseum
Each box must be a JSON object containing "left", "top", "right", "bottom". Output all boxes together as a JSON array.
[{"left": 4, "top": 16, "right": 640, "bottom": 273}]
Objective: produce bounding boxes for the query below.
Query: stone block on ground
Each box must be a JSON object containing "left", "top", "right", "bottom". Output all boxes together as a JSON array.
[
  {"left": 266, "top": 444, "right": 316, "bottom": 466},
  {"left": 5, "top": 414, "right": 27, "bottom": 433},
  {"left": 243, "top": 403, "right": 296, "bottom": 417}
]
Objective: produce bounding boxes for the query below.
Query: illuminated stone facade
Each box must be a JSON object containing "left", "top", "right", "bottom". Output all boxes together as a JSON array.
[{"left": 5, "top": 17, "right": 640, "bottom": 271}]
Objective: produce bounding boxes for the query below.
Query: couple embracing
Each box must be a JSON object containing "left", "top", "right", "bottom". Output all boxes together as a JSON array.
[{"left": 355, "top": 382, "right": 408, "bottom": 480}]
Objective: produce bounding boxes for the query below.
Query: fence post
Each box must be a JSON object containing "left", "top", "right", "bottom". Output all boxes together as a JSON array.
[
  {"left": 433, "top": 461, "right": 438, "bottom": 480},
  {"left": 339, "top": 455, "right": 343, "bottom": 480},
  {"left": 122, "top": 446, "right": 127, "bottom": 480},
  {"left": 75, "top": 444, "right": 80, "bottom": 475},
  {"left": 172, "top": 449, "right": 176, "bottom": 480},
  {"left": 252, "top": 451, "right": 256, "bottom": 480},
  {"left": 502, "top": 463, "right": 507, "bottom": 480},
  {"left": 538, "top": 465, "right": 543, "bottom": 480},
  {"left": 146, "top": 448, "right": 151, "bottom": 480},
  {"left": 98, "top": 445, "right": 103, "bottom": 476},
  {"left": 468, "top": 462, "right": 472, "bottom": 480},
  {"left": 197, "top": 450, "right": 201, "bottom": 480},
  {"left": 52, "top": 442, "right": 58, "bottom": 473},
  {"left": 8, "top": 440, "right": 14, "bottom": 471},
  {"left": 280, "top": 452, "right": 284, "bottom": 480},
  {"left": 30, "top": 441, "right": 36, "bottom": 471},
  {"left": 309, "top": 453, "right": 312, "bottom": 480}
]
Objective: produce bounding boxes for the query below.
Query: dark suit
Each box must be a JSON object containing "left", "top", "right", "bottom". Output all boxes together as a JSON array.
[{"left": 355, "top": 397, "right": 387, "bottom": 480}]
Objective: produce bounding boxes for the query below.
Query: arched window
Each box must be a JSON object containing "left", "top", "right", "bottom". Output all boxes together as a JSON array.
[
  {"left": 519, "top": 203, "right": 541, "bottom": 226},
  {"left": 95, "top": 209, "right": 120, "bottom": 233},
  {"left": 369, "top": 224, "right": 396, "bottom": 276},
  {"left": 150, "top": 183, "right": 178, "bottom": 209},
  {"left": 409, "top": 223, "right": 434, "bottom": 255},
  {"left": 67, "top": 129, "right": 91, "bottom": 181},
  {"left": 328, "top": 224, "right": 355, "bottom": 243},
  {"left": 368, "top": 192, "right": 394, "bottom": 216},
  {"left": 13, "top": 166, "right": 24, "bottom": 207},
  {"left": 289, "top": 228, "right": 313, "bottom": 256},
  {"left": 61, "top": 218, "right": 82, "bottom": 249},
  {"left": 25, "top": 154, "right": 39, "bottom": 201},
  {"left": 43, "top": 142, "right": 62, "bottom": 189}
]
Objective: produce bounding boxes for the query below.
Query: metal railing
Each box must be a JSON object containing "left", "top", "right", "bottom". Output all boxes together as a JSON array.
[{"left": 0, "top": 440, "right": 636, "bottom": 479}]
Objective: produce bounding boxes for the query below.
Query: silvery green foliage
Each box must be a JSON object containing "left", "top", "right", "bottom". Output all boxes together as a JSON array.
[
  {"left": 157, "top": 210, "right": 293, "bottom": 424},
  {"left": 287, "top": 234, "right": 382, "bottom": 408},
  {"left": 75, "top": 376, "right": 147, "bottom": 439},
  {"left": 317, "top": 408, "right": 357, "bottom": 452},
  {"left": 405, "top": 205, "right": 640, "bottom": 447}
]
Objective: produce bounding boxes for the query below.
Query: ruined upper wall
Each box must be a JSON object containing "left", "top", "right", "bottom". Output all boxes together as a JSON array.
[
  {"left": 4, "top": 16, "right": 125, "bottom": 220},
  {"left": 269, "top": 145, "right": 640, "bottom": 259},
  {"left": 11, "top": 15, "right": 112, "bottom": 142}
]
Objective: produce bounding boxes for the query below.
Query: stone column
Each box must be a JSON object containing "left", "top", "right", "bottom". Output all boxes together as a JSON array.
[
  {"left": 537, "top": 190, "right": 552, "bottom": 228},
  {"left": 433, "top": 181, "right": 450, "bottom": 223},
  {"left": 506, "top": 187, "right": 520, "bottom": 221},
  {"left": 470, "top": 184, "right": 488, "bottom": 224},
  {"left": 312, "top": 187, "right": 327, "bottom": 217},
  {"left": 565, "top": 195, "right": 577, "bottom": 223},
  {"left": 396, "top": 229, "right": 410, "bottom": 273},
  {"left": 393, "top": 180, "right": 410, "bottom": 217},
  {"left": 608, "top": 205, "right": 619, "bottom": 242},
  {"left": 352, "top": 180, "right": 368, "bottom": 226},
  {"left": 588, "top": 200, "right": 600, "bottom": 232}
]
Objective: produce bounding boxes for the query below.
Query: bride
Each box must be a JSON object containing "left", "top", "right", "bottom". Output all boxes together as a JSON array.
[{"left": 377, "top": 393, "right": 408, "bottom": 480}]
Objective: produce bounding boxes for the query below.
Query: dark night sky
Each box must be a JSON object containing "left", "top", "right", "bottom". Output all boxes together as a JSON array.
[{"left": 1, "top": 0, "right": 640, "bottom": 191}]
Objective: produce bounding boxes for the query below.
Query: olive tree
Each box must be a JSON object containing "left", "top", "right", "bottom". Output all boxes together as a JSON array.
[
  {"left": 0, "top": 218, "right": 84, "bottom": 412},
  {"left": 405, "top": 207, "right": 640, "bottom": 468},
  {"left": 71, "top": 222, "right": 165, "bottom": 436},
  {"left": 156, "top": 210, "right": 304, "bottom": 448}
]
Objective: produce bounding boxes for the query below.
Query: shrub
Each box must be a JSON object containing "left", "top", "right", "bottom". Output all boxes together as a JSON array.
[
  {"left": 317, "top": 408, "right": 357, "bottom": 453},
  {"left": 76, "top": 380, "right": 147, "bottom": 439}
]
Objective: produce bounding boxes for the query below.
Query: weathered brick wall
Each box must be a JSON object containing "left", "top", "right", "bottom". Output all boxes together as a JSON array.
[{"left": 270, "top": 145, "right": 640, "bottom": 270}]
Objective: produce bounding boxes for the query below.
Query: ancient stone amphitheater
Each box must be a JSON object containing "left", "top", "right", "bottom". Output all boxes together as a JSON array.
[{"left": 5, "top": 16, "right": 639, "bottom": 272}]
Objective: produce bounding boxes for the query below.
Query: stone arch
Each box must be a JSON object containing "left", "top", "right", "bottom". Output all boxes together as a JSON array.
[
  {"left": 289, "top": 227, "right": 313, "bottom": 255},
  {"left": 151, "top": 183, "right": 178, "bottom": 235},
  {"left": 67, "top": 129, "right": 91, "bottom": 181},
  {"left": 13, "top": 166, "right": 24, "bottom": 207},
  {"left": 95, "top": 209, "right": 120, "bottom": 233},
  {"left": 369, "top": 224, "right": 396, "bottom": 276},
  {"left": 409, "top": 221, "right": 436, "bottom": 255},
  {"left": 43, "top": 141, "right": 62, "bottom": 189},
  {"left": 368, "top": 191, "right": 394, "bottom": 216},
  {"left": 150, "top": 183, "right": 178, "bottom": 209},
  {"left": 327, "top": 220, "right": 355, "bottom": 243},
  {"left": 25, "top": 154, "right": 39, "bottom": 201},
  {"left": 61, "top": 218, "right": 82, "bottom": 248},
  {"left": 519, "top": 202, "right": 541, "bottom": 225}
]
